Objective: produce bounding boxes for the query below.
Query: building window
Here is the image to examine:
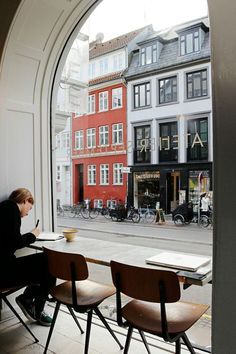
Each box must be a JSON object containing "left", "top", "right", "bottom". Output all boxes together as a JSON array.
[
  {"left": 186, "top": 69, "right": 207, "bottom": 99},
  {"left": 113, "top": 163, "right": 123, "bottom": 185},
  {"left": 159, "top": 76, "right": 177, "bottom": 104},
  {"left": 88, "top": 95, "right": 95, "bottom": 114},
  {"left": 134, "top": 125, "right": 151, "bottom": 163},
  {"left": 159, "top": 122, "right": 178, "bottom": 162},
  {"left": 99, "top": 58, "right": 108, "bottom": 76},
  {"left": 187, "top": 118, "right": 208, "bottom": 161},
  {"left": 112, "top": 87, "right": 122, "bottom": 108},
  {"left": 56, "top": 134, "right": 61, "bottom": 149},
  {"left": 112, "top": 123, "right": 123, "bottom": 145},
  {"left": 89, "top": 62, "right": 95, "bottom": 79},
  {"left": 88, "top": 165, "right": 96, "bottom": 185},
  {"left": 99, "top": 91, "right": 108, "bottom": 111},
  {"left": 94, "top": 199, "right": 103, "bottom": 208},
  {"left": 107, "top": 199, "right": 117, "bottom": 209},
  {"left": 100, "top": 164, "right": 109, "bottom": 185},
  {"left": 134, "top": 82, "right": 151, "bottom": 109},
  {"left": 56, "top": 165, "right": 61, "bottom": 181},
  {"left": 99, "top": 125, "right": 109, "bottom": 146},
  {"left": 87, "top": 128, "right": 96, "bottom": 148},
  {"left": 75, "top": 130, "right": 84, "bottom": 150},
  {"left": 61, "top": 132, "right": 70, "bottom": 148},
  {"left": 180, "top": 30, "right": 200, "bottom": 56},
  {"left": 141, "top": 44, "right": 157, "bottom": 65},
  {"left": 113, "top": 53, "right": 123, "bottom": 71}
]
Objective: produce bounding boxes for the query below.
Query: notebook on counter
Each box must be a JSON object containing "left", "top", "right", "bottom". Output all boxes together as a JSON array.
[
  {"left": 145, "top": 251, "right": 211, "bottom": 272},
  {"left": 36, "top": 232, "right": 64, "bottom": 241}
]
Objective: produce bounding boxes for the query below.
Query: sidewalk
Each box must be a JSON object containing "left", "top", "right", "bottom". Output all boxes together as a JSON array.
[{"left": 57, "top": 215, "right": 212, "bottom": 246}]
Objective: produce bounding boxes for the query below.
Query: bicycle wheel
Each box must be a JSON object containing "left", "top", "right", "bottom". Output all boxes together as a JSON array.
[
  {"left": 131, "top": 212, "right": 140, "bottom": 223},
  {"left": 144, "top": 211, "right": 155, "bottom": 223},
  {"left": 173, "top": 214, "right": 185, "bottom": 226},
  {"left": 199, "top": 215, "right": 210, "bottom": 228},
  {"left": 102, "top": 208, "right": 111, "bottom": 219},
  {"left": 89, "top": 208, "right": 99, "bottom": 219},
  {"left": 81, "top": 207, "right": 90, "bottom": 219}
]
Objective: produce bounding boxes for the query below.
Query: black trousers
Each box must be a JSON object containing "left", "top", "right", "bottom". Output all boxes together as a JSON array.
[{"left": 1, "top": 252, "right": 56, "bottom": 314}]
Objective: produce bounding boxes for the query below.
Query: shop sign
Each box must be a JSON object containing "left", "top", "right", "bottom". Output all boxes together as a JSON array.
[
  {"left": 135, "top": 171, "right": 160, "bottom": 181},
  {"left": 121, "top": 167, "right": 131, "bottom": 173}
]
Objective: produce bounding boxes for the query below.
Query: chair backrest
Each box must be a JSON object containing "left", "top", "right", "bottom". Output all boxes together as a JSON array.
[
  {"left": 44, "top": 247, "right": 88, "bottom": 281},
  {"left": 110, "top": 260, "right": 180, "bottom": 303}
]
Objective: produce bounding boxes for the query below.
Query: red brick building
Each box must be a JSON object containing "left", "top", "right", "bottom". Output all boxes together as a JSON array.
[{"left": 72, "top": 26, "right": 152, "bottom": 208}]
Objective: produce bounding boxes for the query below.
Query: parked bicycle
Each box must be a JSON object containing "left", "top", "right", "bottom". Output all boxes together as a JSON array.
[
  {"left": 110, "top": 205, "right": 140, "bottom": 223},
  {"left": 172, "top": 201, "right": 213, "bottom": 228},
  {"left": 138, "top": 204, "right": 155, "bottom": 223}
]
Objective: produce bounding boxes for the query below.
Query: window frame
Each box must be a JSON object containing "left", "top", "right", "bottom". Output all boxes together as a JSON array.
[
  {"left": 99, "top": 91, "right": 108, "bottom": 112},
  {"left": 88, "top": 94, "right": 95, "bottom": 114},
  {"left": 75, "top": 130, "right": 84, "bottom": 150},
  {"left": 158, "top": 75, "right": 178, "bottom": 105},
  {"left": 140, "top": 43, "right": 158, "bottom": 65},
  {"left": 99, "top": 125, "right": 109, "bottom": 146},
  {"left": 86, "top": 128, "right": 96, "bottom": 148},
  {"left": 133, "top": 81, "right": 151, "bottom": 109},
  {"left": 187, "top": 117, "right": 209, "bottom": 161},
  {"left": 180, "top": 29, "right": 200, "bottom": 56},
  {"left": 100, "top": 164, "right": 109, "bottom": 185},
  {"left": 186, "top": 68, "right": 208, "bottom": 100},
  {"left": 113, "top": 163, "right": 123, "bottom": 185},
  {"left": 88, "top": 165, "right": 96, "bottom": 185},
  {"left": 112, "top": 87, "right": 123, "bottom": 109},
  {"left": 112, "top": 123, "right": 123, "bottom": 145}
]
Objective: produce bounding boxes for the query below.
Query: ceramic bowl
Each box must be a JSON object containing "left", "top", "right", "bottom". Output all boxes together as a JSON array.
[{"left": 62, "top": 228, "right": 78, "bottom": 242}]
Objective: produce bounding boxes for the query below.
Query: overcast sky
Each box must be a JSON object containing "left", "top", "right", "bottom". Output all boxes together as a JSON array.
[{"left": 82, "top": 0, "right": 208, "bottom": 41}]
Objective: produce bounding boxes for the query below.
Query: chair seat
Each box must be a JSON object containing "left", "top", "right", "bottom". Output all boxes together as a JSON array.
[
  {"left": 50, "top": 279, "right": 116, "bottom": 311},
  {"left": 122, "top": 299, "right": 209, "bottom": 336}
]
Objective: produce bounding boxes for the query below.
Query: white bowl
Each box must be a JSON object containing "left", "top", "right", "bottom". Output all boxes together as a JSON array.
[{"left": 62, "top": 228, "right": 78, "bottom": 242}]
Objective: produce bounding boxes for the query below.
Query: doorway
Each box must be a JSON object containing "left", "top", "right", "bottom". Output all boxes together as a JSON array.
[{"left": 166, "top": 171, "right": 180, "bottom": 213}]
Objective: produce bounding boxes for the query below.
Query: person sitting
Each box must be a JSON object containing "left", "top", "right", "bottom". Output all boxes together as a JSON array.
[{"left": 0, "top": 188, "right": 55, "bottom": 326}]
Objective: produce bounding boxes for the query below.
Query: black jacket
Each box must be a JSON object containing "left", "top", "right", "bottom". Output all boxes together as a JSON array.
[{"left": 0, "top": 199, "right": 36, "bottom": 264}]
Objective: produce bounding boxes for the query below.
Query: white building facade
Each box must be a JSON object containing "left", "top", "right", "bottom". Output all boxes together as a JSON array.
[{"left": 125, "top": 18, "right": 212, "bottom": 213}]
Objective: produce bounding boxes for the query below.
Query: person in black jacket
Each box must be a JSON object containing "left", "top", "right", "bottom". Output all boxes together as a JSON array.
[{"left": 0, "top": 188, "right": 55, "bottom": 326}]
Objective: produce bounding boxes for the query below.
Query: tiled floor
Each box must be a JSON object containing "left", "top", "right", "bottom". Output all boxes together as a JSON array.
[{"left": 0, "top": 294, "right": 209, "bottom": 354}]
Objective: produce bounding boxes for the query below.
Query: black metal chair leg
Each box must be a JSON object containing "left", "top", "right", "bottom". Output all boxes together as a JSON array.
[
  {"left": 43, "top": 301, "right": 61, "bottom": 354},
  {"left": 3, "top": 296, "right": 38, "bottom": 343},
  {"left": 181, "top": 333, "right": 196, "bottom": 354},
  {"left": 66, "top": 305, "right": 84, "bottom": 334},
  {"left": 138, "top": 330, "right": 151, "bottom": 354},
  {"left": 84, "top": 309, "right": 93, "bottom": 354},
  {"left": 176, "top": 338, "right": 181, "bottom": 354},
  {"left": 124, "top": 326, "right": 133, "bottom": 354},
  {"left": 94, "top": 307, "right": 123, "bottom": 349}
]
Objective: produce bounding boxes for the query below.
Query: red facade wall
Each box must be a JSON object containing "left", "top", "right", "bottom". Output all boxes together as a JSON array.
[{"left": 72, "top": 82, "right": 128, "bottom": 206}]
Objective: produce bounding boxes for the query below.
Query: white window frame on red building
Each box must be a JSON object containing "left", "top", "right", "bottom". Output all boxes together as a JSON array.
[
  {"left": 112, "top": 123, "right": 123, "bottom": 145},
  {"left": 113, "top": 163, "right": 123, "bottom": 185},
  {"left": 88, "top": 94, "right": 95, "bottom": 114},
  {"left": 75, "top": 130, "right": 84, "bottom": 150},
  {"left": 112, "top": 87, "right": 123, "bottom": 108},
  {"left": 88, "top": 165, "right": 96, "bottom": 185},
  {"left": 100, "top": 164, "right": 109, "bottom": 185},
  {"left": 87, "top": 128, "right": 96, "bottom": 148},
  {"left": 99, "top": 125, "right": 109, "bottom": 146},
  {"left": 99, "top": 91, "right": 108, "bottom": 111}
]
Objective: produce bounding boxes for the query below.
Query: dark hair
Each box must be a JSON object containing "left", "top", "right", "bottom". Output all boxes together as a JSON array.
[{"left": 9, "top": 188, "right": 34, "bottom": 205}]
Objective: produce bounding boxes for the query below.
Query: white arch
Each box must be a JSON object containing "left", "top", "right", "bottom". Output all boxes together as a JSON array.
[{"left": 0, "top": 0, "right": 100, "bottom": 229}]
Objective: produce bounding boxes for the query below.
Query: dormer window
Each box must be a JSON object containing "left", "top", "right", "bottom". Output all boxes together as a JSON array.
[
  {"left": 180, "top": 29, "right": 200, "bottom": 56},
  {"left": 141, "top": 44, "right": 157, "bottom": 65}
]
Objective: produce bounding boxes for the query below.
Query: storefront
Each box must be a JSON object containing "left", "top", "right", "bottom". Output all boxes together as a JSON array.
[{"left": 128, "top": 162, "right": 212, "bottom": 214}]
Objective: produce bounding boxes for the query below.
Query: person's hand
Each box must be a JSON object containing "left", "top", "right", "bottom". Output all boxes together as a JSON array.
[{"left": 31, "top": 227, "right": 40, "bottom": 237}]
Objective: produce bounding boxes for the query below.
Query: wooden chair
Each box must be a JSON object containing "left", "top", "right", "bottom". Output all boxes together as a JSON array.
[
  {"left": 110, "top": 260, "right": 209, "bottom": 354},
  {"left": 0, "top": 285, "right": 38, "bottom": 343},
  {"left": 43, "top": 247, "right": 123, "bottom": 354}
]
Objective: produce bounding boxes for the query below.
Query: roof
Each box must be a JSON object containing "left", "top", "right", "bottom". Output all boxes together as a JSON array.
[
  {"left": 125, "top": 19, "right": 211, "bottom": 80},
  {"left": 89, "top": 71, "right": 123, "bottom": 86},
  {"left": 89, "top": 26, "right": 151, "bottom": 59}
]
